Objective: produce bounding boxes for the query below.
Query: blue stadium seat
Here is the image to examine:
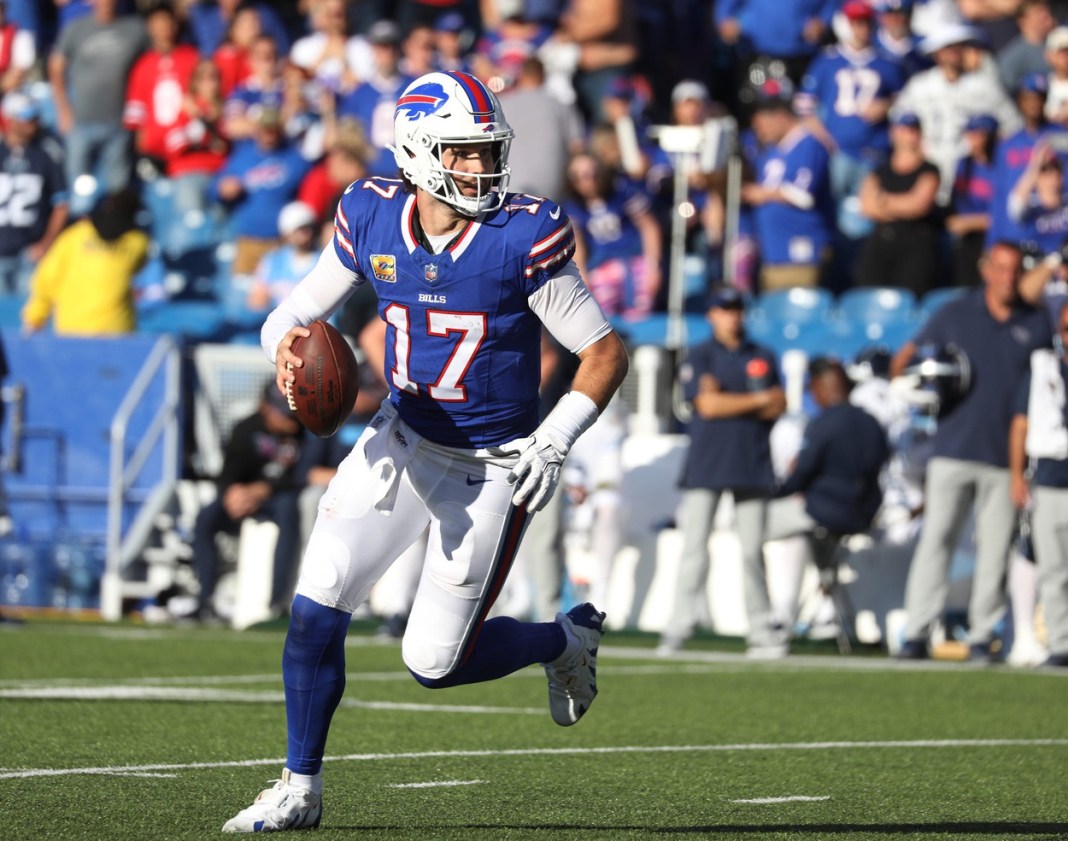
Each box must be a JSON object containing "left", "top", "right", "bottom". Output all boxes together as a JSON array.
[
  {"left": 610, "top": 313, "right": 711, "bottom": 347},
  {"left": 836, "top": 287, "right": 917, "bottom": 324},
  {"left": 918, "top": 287, "right": 968, "bottom": 321},
  {"left": 0, "top": 295, "right": 24, "bottom": 330},
  {"left": 750, "top": 287, "right": 834, "bottom": 325}
]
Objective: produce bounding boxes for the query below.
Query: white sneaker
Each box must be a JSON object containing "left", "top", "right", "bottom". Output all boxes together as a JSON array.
[
  {"left": 545, "top": 602, "right": 605, "bottom": 726},
  {"left": 222, "top": 769, "right": 322, "bottom": 833}
]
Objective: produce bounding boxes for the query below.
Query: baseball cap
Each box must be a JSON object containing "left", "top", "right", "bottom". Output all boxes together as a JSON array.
[
  {"left": 2, "top": 91, "right": 38, "bottom": 122},
  {"left": 434, "top": 12, "right": 465, "bottom": 33},
  {"left": 750, "top": 76, "right": 795, "bottom": 111},
  {"left": 964, "top": 113, "right": 998, "bottom": 133},
  {"left": 1047, "top": 26, "right": 1068, "bottom": 52},
  {"left": 873, "top": 0, "right": 913, "bottom": 10},
  {"left": 1017, "top": 71, "right": 1049, "bottom": 96},
  {"left": 278, "top": 201, "right": 317, "bottom": 236},
  {"left": 843, "top": 0, "right": 874, "bottom": 20},
  {"left": 708, "top": 285, "right": 745, "bottom": 310},
  {"left": 671, "top": 79, "right": 709, "bottom": 105},
  {"left": 891, "top": 111, "right": 921, "bottom": 128},
  {"left": 367, "top": 19, "right": 401, "bottom": 45}
]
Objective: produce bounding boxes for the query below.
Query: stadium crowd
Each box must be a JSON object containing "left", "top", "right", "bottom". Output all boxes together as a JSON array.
[{"left": 3, "top": 0, "right": 1068, "bottom": 666}]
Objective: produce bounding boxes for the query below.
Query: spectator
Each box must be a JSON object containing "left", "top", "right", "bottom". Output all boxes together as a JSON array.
[
  {"left": 247, "top": 201, "right": 319, "bottom": 312},
  {"left": 400, "top": 22, "right": 437, "bottom": 79},
  {"left": 123, "top": 1, "right": 199, "bottom": 177},
  {"left": 221, "top": 33, "right": 284, "bottom": 143},
  {"left": 1008, "top": 137, "right": 1068, "bottom": 257},
  {"left": 288, "top": 0, "right": 363, "bottom": 97},
  {"left": 214, "top": 106, "right": 312, "bottom": 277},
  {"left": 562, "top": 150, "right": 662, "bottom": 320},
  {"left": 742, "top": 81, "right": 834, "bottom": 292},
  {"left": 470, "top": 5, "right": 554, "bottom": 93},
  {"left": 0, "top": 0, "right": 35, "bottom": 94},
  {"left": 1044, "top": 25, "right": 1068, "bottom": 124},
  {"left": 771, "top": 356, "right": 889, "bottom": 640},
  {"left": 187, "top": 0, "right": 290, "bottom": 58},
  {"left": 21, "top": 188, "right": 147, "bottom": 336},
  {"left": 336, "top": 20, "right": 412, "bottom": 177},
  {"left": 988, "top": 71, "right": 1062, "bottom": 248},
  {"left": 947, "top": 113, "right": 999, "bottom": 286},
  {"left": 191, "top": 381, "right": 331, "bottom": 623},
  {"left": 796, "top": 0, "right": 906, "bottom": 241},
  {"left": 47, "top": 0, "right": 148, "bottom": 216},
  {"left": 873, "top": 0, "right": 930, "bottom": 79},
  {"left": 893, "top": 23, "right": 1022, "bottom": 205},
  {"left": 1009, "top": 298, "right": 1068, "bottom": 667},
  {"left": 433, "top": 11, "right": 473, "bottom": 74},
  {"left": 891, "top": 241, "right": 1053, "bottom": 662},
  {"left": 657, "top": 285, "right": 788, "bottom": 658},
  {"left": 163, "top": 58, "right": 230, "bottom": 215},
  {"left": 996, "top": 0, "right": 1056, "bottom": 93},
  {"left": 856, "top": 112, "right": 942, "bottom": 294},
  {"left": 212, "top": 4, "right": 261, "bottom": 97},
  {"left": 498, "top": 56, "right": 583, "bottom": 201},
  {"left": 555, "top": 0, "right": 639, "bottom": 122},
  {"left": 0, "top": 92, "right": 68, "bottom": 295},
  {"left": 297, "top": 117, "right": 371, "bottom": 220}
]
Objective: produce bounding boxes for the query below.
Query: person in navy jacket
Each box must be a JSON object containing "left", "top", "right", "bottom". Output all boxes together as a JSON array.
[{"left": 658, "top": 285, "right": 788, "bottom": 658}]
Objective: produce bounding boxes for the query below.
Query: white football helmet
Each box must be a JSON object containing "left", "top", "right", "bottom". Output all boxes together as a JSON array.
[{"left": 390, "top": 71, "right": 514, "bottom": 216}]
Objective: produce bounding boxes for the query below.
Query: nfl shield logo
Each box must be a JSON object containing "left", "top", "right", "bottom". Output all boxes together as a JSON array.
[{"left": 425, "top": 263, "right": 438, "bottom": 283}]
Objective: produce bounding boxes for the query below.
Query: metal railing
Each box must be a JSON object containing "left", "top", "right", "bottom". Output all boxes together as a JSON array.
[{"left": 101, "top": 336, "right": 181, "bottom": 621}]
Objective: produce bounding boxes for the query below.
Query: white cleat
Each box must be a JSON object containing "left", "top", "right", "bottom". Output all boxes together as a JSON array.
[
  {"left": 545, "top": 602, "right": 605, "bottom": 726},
  {"left": 222, "top": 770, "right": 322, "bottom": 833}
]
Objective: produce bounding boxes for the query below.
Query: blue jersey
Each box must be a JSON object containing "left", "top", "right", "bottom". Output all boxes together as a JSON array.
[
  {"left": 0, "top": 135, "right": 67, "bottom": 257},
  {"left": 1016, "top": 194, "right": 1068, "bottom": 256},
  {"left": 951, "top": 154, "right": 996, "bottom": 216},
  {"left": 563, "top": 178, "right": 649, "bottom": 269},
  {"left": 988, "top": 125, "right": 1068, "bottom": 246},
  {"left": 214, "top": 142, "right": 311, "bottom": 238},
  {"left": 332, "top": 179, "right": 576, "bottom": 448},
  {"left": 797, "top": 45, "right": 905, "bottom": 160},
  {"left": 752, "top": 127, "right": 833, "bottom": 265},
  {"left": 715, "top": 0, "right": 836, "bottom": 58}
]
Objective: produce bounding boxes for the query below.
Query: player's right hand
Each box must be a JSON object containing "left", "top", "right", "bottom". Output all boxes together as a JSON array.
[{"left": 275, "top": 325, "right": 312, "bottom": 396}]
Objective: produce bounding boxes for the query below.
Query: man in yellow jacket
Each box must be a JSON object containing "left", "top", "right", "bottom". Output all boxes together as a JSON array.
[{"left": 21, "top": 188, "right": 148, "bottom": 335}]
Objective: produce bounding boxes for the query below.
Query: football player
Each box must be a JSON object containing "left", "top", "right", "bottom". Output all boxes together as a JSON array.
[{"left": 222, "top": 70, "right": 629, "bottom": 833}]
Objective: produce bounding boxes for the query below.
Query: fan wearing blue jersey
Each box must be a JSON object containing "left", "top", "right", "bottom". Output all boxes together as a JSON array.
[{"left": 222, "top": 70, "right": 629, "bottom": 833}]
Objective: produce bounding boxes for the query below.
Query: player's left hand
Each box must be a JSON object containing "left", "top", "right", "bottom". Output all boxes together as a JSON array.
[{"left": 495, "top": 430, "right": 569, "bottom": 512}]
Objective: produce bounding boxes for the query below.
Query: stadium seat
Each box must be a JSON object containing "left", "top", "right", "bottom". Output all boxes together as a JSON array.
[
  {"left": 0, "top": 295, "right": 24, "bottom": 330},
  {"left": 836, "top": 287, "right": 917, "bottom": 325},
  {"left": 918, "top": 287, "right": 968, "bottom": 321},
  {"left": 750, "top": 287, "right": 834, "bottom": 325}
]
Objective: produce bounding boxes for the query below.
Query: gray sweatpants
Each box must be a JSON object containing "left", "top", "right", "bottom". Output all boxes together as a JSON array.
[
  {"left": 663, "top": 489, "right": 777, "bottom": 646},
  {"left": 903, "top": 457, "right": 1016, "bottom": 644},
  {"left": 1031, "top": 485, "right": 1068, "bottom": 656}
]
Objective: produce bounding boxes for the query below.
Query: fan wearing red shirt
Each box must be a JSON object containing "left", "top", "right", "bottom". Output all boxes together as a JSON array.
[{"left": 123, "top": 2, "right": 199, "bottom": 168}]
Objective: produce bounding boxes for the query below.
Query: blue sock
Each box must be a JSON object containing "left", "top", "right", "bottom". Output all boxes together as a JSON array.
[
  {"left": 283, "top": 594, "right": 351, "bottom": 775},
  {"left": 412, "top": 617, "right": 566, "bottom": 688}
]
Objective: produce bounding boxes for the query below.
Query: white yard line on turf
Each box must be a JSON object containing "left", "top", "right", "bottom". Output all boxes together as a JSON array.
[
  {"left": 2, "top": 739, "right": 1067, "bottom": 782},
  {"left": 0, "top": 685, "right": 542, "bottom": 715},
  {"left": 388, "top": 780, "right": 488, "bottom": 789},
  {"left": 731, "top": 795, "right": 831, "bottom": 804}
]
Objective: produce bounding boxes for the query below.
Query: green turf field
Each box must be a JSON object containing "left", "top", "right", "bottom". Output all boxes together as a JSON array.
[{"left": 1, "top": 620, "right": 1066, "bottom": 840}]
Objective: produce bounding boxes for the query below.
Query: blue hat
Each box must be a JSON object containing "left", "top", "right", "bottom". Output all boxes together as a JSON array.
[
  {"left": 1018, "top": 72, "right": 1049, "bottom": 96},
  {"left": 891, "top": 111, "right": 921, "bottom": 129},
  {"left": 708, "top": 285, "right": 745, "bottom": 310},
  {"left": 434, "top": 12, "right": 465, "bottom": 33},
  {"left": 874, "top": 0, "right": 913, "bottom": 10},
  {"left": 964, "top": 113, "right": 998, "bottom": 133}
]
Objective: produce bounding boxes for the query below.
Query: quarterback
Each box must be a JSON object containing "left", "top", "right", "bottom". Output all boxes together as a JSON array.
[{"left": 222, "top": 70, "right": 629, "bottom": 832}]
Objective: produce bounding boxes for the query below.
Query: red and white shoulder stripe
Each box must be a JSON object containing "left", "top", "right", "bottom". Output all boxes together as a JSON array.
[
  {"left": 525, "top": 220, "right": 575, "bottom": 278},
  {"left": 333, "top": 200, "right": 356, "bottom": 263}
]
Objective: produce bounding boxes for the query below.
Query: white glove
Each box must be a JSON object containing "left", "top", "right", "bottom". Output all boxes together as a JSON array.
[
  {"left": 497, "top": 429, "right": 569, "bottom": 512},
  {"left": 493, "top": 391, "right": 599, "bottom": 513}
]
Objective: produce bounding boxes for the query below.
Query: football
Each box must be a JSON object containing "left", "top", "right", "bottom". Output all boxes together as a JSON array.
[{"left": 286, "top": 320, "right": 360, "bottom": 437}]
